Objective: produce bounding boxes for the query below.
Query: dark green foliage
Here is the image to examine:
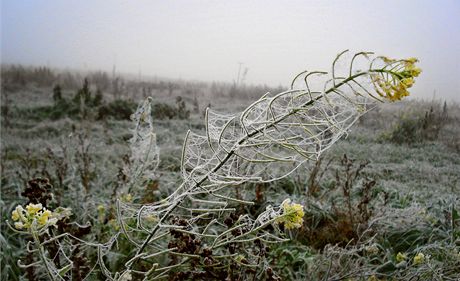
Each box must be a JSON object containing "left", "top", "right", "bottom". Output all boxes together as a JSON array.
[
  {"left": 16, "top": 103, "right": 77, "bottom": 121},
  {"left": 152, "top": 102, "right": 176, "bottom": 119},
  {"left": 151, "top": 97, "right": 190, "bottom": 120},
  {"left": 97, "top": 100, "right": 137, "bottom": 120},
  {"left": 384, "top": 117, "right": 420, "bottom": 144}
]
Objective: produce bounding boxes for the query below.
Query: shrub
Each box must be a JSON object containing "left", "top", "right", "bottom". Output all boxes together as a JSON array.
[
  {"left": 383, "top": 105, "right": 448, "bottom": 144},
  {"left": 97, "top": 99, "right": 137, "bottom": 120},
  {"left": 152, "top": 102, "right": 177, "bottom": 119},
  {"left": 151, "top": 97, "right": 190, "bottom": 120}
]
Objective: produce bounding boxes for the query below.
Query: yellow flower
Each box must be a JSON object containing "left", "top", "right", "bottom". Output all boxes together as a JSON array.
[
  {"left": 26, "top": 203, "right": 43, "bottom": 215},
  {"left": 37, "top": 209, "right": 52, "bottom": 225},
  {"left": 413, "top": 252, "right": 425, "bottom": 265},
  {"left": 396, "top": 252, "right": 407, "bottom": 262},
  {"left": 11, "top": 209, "right": 20, "bottom": 221},
  {"left": 402, "top": 59, "right": 422, "bottom": 78},
  {"left": 11, "top": 205, "right": 28, "bottom": 226},
  {"left": 372, "top": 56, "right": 421, "bottom": 102},
  {"left": 277, "top": 199, "right": 305, "bottom": 230},
  {"left": 409, "top": 67, "right": 422, "bottom": 77},
  {"left": 11, "top": 204, "right": 63, "bottom": 231},
  {"left": 405, "top": 57, "right": 418, "bottom": 64},
  {"left": 401, "top": 78, "right": 414, "bottom": 88}
]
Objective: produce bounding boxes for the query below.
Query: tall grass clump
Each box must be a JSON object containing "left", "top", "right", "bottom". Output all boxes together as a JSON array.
[{"left": 6, "top": 51, "right": 425, "bottom": 280}]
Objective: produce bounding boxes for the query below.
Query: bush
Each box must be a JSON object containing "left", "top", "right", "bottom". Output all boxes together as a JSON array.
[
  {"left": 15, "top": 102, "right": 79, "bottom": 121},
  {"left": 97, "top": 100, "right": 137, "bottom": 120},
  {"left": 382, "top": 106, "right": 448, "bottom": 144},
  {"left": 152, "top": 102, "right": 177, "bottom": 119}
]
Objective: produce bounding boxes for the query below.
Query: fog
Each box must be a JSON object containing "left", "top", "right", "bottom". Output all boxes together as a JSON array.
[{"left": 2, "top": 0, "right": 459, "bottom": 101}]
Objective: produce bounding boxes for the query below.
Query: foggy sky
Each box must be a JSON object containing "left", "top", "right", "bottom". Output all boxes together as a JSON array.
[{"left": 2, "top": 0, "right": 459, "bottom": 101}]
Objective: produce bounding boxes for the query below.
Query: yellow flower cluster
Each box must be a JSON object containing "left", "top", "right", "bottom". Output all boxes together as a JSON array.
[
  {"left": 372, "top": 57, "right": 422, "bottom": 102},
  {"left": 396, "top": 252, "right": 407, "bottom": 262},
  {"left": 413, "top": 252, "right": 425, "bottom": 265},
  {"left": 11, "top": 203, "right": 58, "bottom": 230},
  {"left": 276, "top": 199, "right": 305, "bottom": 230}
]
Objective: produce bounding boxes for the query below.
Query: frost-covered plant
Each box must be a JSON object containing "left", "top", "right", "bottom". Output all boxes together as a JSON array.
[
  {"left": 9, "top": 51, "right": 421, "bottom": 280},
  {"left": 7, "top": 203, "right": 73, "bottom": 280}
]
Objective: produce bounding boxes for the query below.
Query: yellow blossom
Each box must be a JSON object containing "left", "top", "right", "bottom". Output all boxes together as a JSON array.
[
  {"left": 396, "top": 252, "right": 407, "bottom": 262},
  {"left": 11, "top": 209, "right": 20, "bottom": 221},
  {"left": 38, "top": 209, "right": 52, "bottom": 225},
  {"left": 405, "top": 57, "right": 418, "bottom": 64},
  {"left": 11, "top": 203, "right": 63, "bottom": 231},
  {"left": 276, "top": 199, "right": 305, "bottom": 230},
  {"left": 26, "top": 203, "right": 43, "bottom": 215},
  {"left": 401, "top": 78, "right": 414, "bottom": 88},
  {"left": 372, "top": 56, "right": 421, "bottom": 102},
  {"left": 413, "top": 252, "right": 425, "bottom": 265}
]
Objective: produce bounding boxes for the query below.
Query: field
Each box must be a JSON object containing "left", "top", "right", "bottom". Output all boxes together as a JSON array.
[{"left": 1, "top": 63, "right": 459, "bottom": 280}]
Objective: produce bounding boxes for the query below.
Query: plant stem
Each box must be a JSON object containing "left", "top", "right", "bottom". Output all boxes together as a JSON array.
[{"left": 32, "top": 228, "right": 57, "bottom": 281}]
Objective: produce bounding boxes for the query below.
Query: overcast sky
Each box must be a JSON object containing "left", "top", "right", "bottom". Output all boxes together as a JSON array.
[{"left": 2, "top": 0, "right": 459, "bottom": 100}]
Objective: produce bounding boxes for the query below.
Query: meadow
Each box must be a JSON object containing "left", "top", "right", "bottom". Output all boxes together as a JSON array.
[{"left": 1, "top": 55, "right": 459, "bottom": 280}]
